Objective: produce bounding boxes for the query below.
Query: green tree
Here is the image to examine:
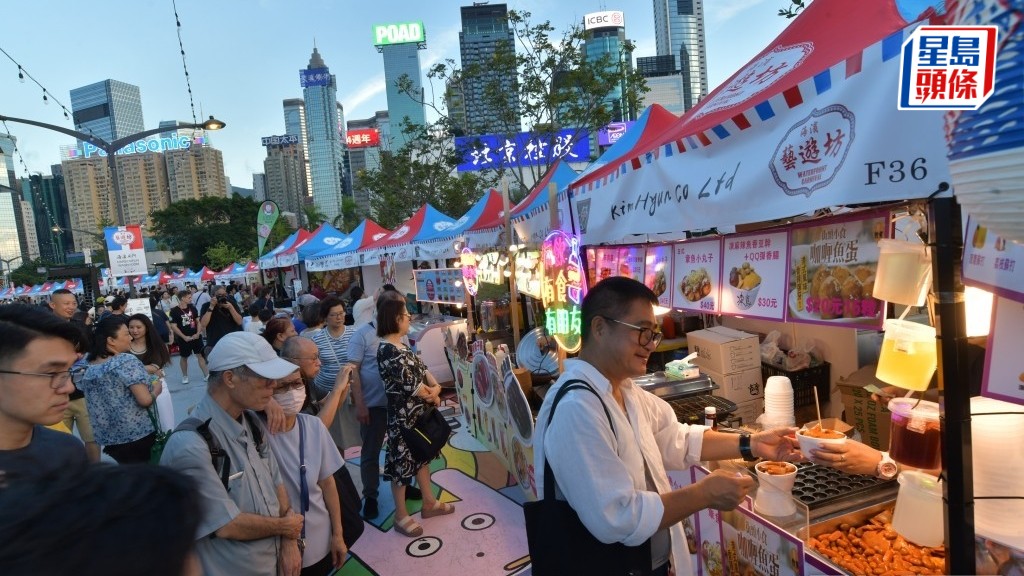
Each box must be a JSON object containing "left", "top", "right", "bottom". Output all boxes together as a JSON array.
[
  {"left": 778, "top": 0, "right": 807, "bottom": 18},
  {"left": 204, "top": 242, "right": 251, "bottom": 270},
  {"left": 150, "top": 196, "right": 296, "bottom": 268},
  {"left": 8, "top": 258, "right": 51, "bottom": 286},
  {"left": 333, "top": 196, "right": 364, "bottom": 233},
  {"left": 398, "top": 9, "right": 647, "bottom": 199},
  {"left": 302, "top": 204, "right": 328, "bottom": 231}
]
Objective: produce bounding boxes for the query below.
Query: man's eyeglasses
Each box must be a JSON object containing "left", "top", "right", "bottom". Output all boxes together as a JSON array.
[
  {"left": 599, "top": 316, "right": 664, "bottom": 348},
  {"left": 0, "top": 366, "right": 86, "bottom": 390},
  {"left": 326, "top": 313, "right": 345, "bottom": 319},
  {"left": 284, "top": 355, "right": 320, "bottom": 362},
  {"left": 273, "top": 378, "right": 306, "bottom": 393}
]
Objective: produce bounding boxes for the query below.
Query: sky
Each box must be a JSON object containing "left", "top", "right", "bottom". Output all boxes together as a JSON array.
[{"left": 2, "top": 0, "right": 794, "bottom": 187}]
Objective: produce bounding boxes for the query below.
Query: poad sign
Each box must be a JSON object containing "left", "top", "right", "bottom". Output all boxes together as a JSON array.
[{"left": 541, "top": 230, "right": 585, "bottom": 353}]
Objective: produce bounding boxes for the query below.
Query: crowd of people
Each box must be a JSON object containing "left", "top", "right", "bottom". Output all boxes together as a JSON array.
[{"left": 0, "top": 279, "right": 453, "bottom": 576}]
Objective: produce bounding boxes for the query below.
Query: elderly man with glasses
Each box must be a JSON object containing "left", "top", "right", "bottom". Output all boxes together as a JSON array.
[
  {"left": 0, "top": 304, "right": 88, "bottom": 480},
  {"left": 530, "top": 277, "right": 800, "bottom": 576},
  {"left": 159, "top": 331, "right": 305, "bottom": 576}
]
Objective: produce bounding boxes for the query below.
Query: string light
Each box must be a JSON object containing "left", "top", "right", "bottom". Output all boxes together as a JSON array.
[
  {"left": 0, "top": 44, "right": 96, "bottom": 138},
  {"left": 42, "top": 90, "right": 48, "bottom": 105},
  {"left": 171, "top": 0, "right": 199, "bottom": 126},
  {"left": 17, "top": 65, "right": 24, "bottom": 83}
]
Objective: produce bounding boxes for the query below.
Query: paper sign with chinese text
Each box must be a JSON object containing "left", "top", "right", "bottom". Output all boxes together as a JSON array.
[
  {"left": 619, "top": 246, "right": 645, "bottom": 282},
  {"left": 515, "top": 250, "right": 541, "bottom": 299},
  {"left": 540, "top": 230, "right": 585, "bottom": 353},
  {"left": 644, "top": 246, "right": 673, "bottom": 307},
  {"left": 788, "top": 213, "right": 888, "bottom": 328},
  {"left": 720, "top": 231, "right": 789, "bottom": 320},
  {"left": 721, "top": 505, "right": 804, "bottom": 576},
  {"left": 104, "top": 226, "right": 148, "bottom": 278},
  {"left": 591, "top": 247, "right": 618, "bottom": 284},
  {"left": 963, "top": 218, "right": 1024, "bottom": 304},
  {"left": 672, "top": 237, "right": 722, "bottom": 314},
  {"left": 981, "top": 296, "right": 1024, "bottom": 407}
]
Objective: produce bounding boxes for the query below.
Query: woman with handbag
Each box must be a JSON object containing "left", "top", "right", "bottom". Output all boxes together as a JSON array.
[
  {"left": 80, "top": 316, "right": 162, "bottom": 464},
  {"left": 128, "top": 313, "right": 175, "bottom": 433},
  {"left": 376, "top": 298, "right": 453, "bottom": 538}
]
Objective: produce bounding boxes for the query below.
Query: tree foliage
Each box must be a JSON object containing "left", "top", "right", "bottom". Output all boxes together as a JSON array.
[
  {"left": 8, "top": 258, "right": 51, "bottom": 287},
  {"left": 204, "top": 242, "right": 251, "bottom": 271},
  {"left": 333, "top": 196, "right": 364, "bottom": 233},
  {"left": 150, "top": 196, "right": 294, "bottom": 267},
  {"left": 302, "top": 204, "right": 328, "bottom": 231},
  {"left": 778, "top": 0, "right": 807, "bottom": 18}
]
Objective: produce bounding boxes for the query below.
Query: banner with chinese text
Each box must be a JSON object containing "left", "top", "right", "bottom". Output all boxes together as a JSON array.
[
  {"left": 671, "top": 237, "right": 722, "bottom": 314},
  {"left": 963, "top": 218, "right": 1023, "bottom": 304},
  {"left": 456, "top": 130, "right": 590, "bottom": 172},
  {"left": 788, "top": 213, "right": 888, "bottom": 328},
  {"left": 104, "top": 226, "right": 148, "bottom": 278},
  {"left": 720, "top": 231, "right": 789, "bottom": 320}
]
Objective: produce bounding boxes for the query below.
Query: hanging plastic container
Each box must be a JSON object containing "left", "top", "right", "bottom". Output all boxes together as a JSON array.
[
  {"left": 892, "top": 471, "right": 944, "bottom": 547},
  {"left": 875, "top": 319, "right": 937, "bottom": 391},
  {"left": 873, "top": 239, "right": 931, "bottom": 306},
  {"left": 887, "top": 398, "right": 941, "bottom": 469}
]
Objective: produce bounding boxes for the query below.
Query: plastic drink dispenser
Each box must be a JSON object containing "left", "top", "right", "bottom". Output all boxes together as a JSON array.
[
  {"left": 887, "top": 398, "right": 941, "bottom": 469},
  {"left": 873, "top": 239, "right": 931, "bottom": 306},
  {"left": 875, "top": 319, "right": 937, "bottom": 392},
  {"left": 892, "top": 471, "right": 944, "bottom": 547}
]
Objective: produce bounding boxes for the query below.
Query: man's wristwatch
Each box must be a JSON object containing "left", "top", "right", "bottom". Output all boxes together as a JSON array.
[
  {"left": 739, "top": 433, "right": 758, "bottom": 461},
  {"left": 876, "top": 451, "right": 899, "bottom": 480}
]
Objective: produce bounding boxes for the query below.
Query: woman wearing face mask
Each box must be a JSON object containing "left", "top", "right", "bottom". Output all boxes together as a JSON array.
[{"left": 263, "top": 368, "right": 348, "bottom": 576}]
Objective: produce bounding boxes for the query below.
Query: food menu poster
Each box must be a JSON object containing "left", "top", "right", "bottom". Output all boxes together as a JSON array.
[
  {"left": 788, "top": 213, "right": 888, "bottom": 329},
  {"left": 414, "top": 268, "right": 467, "bottom": 304},
  {"left": 720, "top": 230, "right": 789, "bottom": 320},
  {"left": 981, "top": 296, "right": 1024, "bottom": 407},
  {"left": 672, "top": 237, "right": 722, "bottom": 314},
  {"left": 515, "top": 249, "right": 542, "bottom": 299},
  {"left": 644, "top": 245, "right": 673, "bottom": 306},
  {"left": 963, "top": 218, "right": 1024, "bottom": 304},
  {"left": 619, "top": 246, "right": 645, "bottom": 282},
  {"left": 691, "top": 466, "right": 724, "bottom": 576},
  {"left": 720, "top": 505, "right": 804, "bottom": 576},
  {"left": 589, "top": 246, "right": 645, "bottom": 286}
]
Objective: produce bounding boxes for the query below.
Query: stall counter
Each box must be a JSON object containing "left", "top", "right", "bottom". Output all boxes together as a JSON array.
[{"left": 409, "top": 315, "right": 467, "bottom": 387}]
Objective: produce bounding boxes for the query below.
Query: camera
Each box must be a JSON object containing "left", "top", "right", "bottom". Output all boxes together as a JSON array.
[{"left": 217, "top": 296, "right": 229, "bottom": 304}]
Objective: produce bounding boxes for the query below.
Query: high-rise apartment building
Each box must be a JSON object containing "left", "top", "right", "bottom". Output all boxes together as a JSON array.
[
  {"left": 118, "top": 153, "right": 171, "bottom": 224},
  {"left": 0, "top": 185, "right": 38, "bottom": 278},
  {"left": 444, "top": 80, "right": 467, "bottom": 137},
  {"left": 0, "top": 135, "right": 16, "bottom": 188},
  {"left": 374, "top": 22, "right": 426, "bottom": 150},
  {"left": 253, "top": 173, "right": 268, "bottom": 202},
  {"left": 21, "top": 173, "right": 72, "bottom": 263},
  {"left": 583, "top": 10, "right": 634, "bottom": 123},
  {"left": 347, "top": 111, "right": 389, "bottom": 218},
  {"left": 263, "top": 141, "right": 307, "bottom": 217},
  {"left": 458, "top": 3, "right": 520, "bottom": 135},
  {"left": 301, "top": 48, "right": 347, "bottom": 225},
  {"left": 652, "top": 0, "right": 708, "bottom": 111},
  {"left": 165, "top": 145, "right": 227, "bottom": 203},
  {"left": 17, "top": 198, "right": 40, "bottom": 262},
  {"left": 283, "top": 99, "right": 313, "bottom": 200},
  {"left": 69, "top": 79, "right": 145, "bottom": 144}
]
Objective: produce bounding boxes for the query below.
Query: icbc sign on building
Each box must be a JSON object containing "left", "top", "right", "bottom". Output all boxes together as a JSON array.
[
  {"left": 346, "top": 128, "right": 380, "bottom": 149},
  {"left": 584, "top": 10, "right": 624, "bottom": 31}
]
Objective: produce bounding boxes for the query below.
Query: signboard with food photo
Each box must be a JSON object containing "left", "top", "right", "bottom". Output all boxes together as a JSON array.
[
  {"left": 619, "top": 246, "right": 645, "bottom": 282},
  {"left": 671, "top": 237, "right": 722, "bottom": 314},
  {"left": 788, "top": 213, "right": 888, "bottom": 328},
  {"left": 720, "top": 505, "right": 804, "bottom": 576},
  {"left": 720, "top": 231, "right": 789, "bottom": 320},
  {"left": 644, "top": 245, "right": 673, "bottom": 307}
]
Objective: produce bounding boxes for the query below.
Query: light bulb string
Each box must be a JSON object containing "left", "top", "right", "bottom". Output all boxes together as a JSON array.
[
  {"left": 171, "top": 0, "right": 199, "bottom": 128},
  {"left": 2, "top": 120, "right": 64, "bottom": 231}
]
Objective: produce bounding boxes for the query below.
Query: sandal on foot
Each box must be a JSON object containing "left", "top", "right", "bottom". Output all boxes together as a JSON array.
[
  {"left": 395, "top": 515, "right": 423, "bottom": 537},
  {"left": 421, "top": 501, "right": 456, "bottom": 518}
]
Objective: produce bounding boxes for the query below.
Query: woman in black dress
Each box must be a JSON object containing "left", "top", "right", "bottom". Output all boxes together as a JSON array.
[{"left": 376, "top": 298, "right": 451, "bottom": 537}]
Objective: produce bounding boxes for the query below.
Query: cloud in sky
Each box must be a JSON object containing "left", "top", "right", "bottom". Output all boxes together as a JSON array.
[
  {"left": 341, "top": 74, "right": 386, "bottom": 117},
  {"left": 706, "top": 0, "right": 769, "bottom": 26}
]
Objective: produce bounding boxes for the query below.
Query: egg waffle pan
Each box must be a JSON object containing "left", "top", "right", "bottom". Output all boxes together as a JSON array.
[{"left": 792, "top": 461, "right": 897, "bottom": 509}]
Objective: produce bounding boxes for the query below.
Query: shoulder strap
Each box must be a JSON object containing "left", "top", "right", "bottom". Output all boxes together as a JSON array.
[
  {"left": 175, "top": 417, "right": 232, "bottom": 490},
  {"left": 541, "top": 379, "right": 616, "bottom": 502}
]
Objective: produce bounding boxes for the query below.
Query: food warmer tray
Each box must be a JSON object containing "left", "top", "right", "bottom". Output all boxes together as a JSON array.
[
  {"left": 793, "top": 461, "right": 898, "bottom": 515},
  {"left": 634, "top": 372, "right": 716, "bottom": 400},
  {"left": 667, "top": 395, "right": 738, "bottom": 425}
]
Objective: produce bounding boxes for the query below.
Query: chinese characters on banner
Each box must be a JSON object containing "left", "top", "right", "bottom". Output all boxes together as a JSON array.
[
  {"left": 788, "top": 214, "right": 888, "bottom": 328},
  {"left": 981, "top": 296, "right": 1024, "bottom": 407},
  {"left": 260, "top": 135, "right": 299, "bottom": 146},
  {"left": 459, "top": 248, "right": 478, "bottom": 297},
  {"left": 346, "top": 128, "right": 380, "bottom": 149},
  {"left": 644, "top": 246, "right": 673, "bottom": 307},
  {"left": 963, "top": 218, "right": 1023, "bottom": 303},
  {"left": 898, "top": 25, "right": 998, "bottom": 110},
  {"left": 104, "top": 226, "right": 148, "bottom": 278},
  {"left": 514, "top": 250, "right": 542, "bottom": 299},
  {"left": 720, "top": 231, "right": 789, "bottom": 320},
  {"left": 415, "top": 269, "right": 466, "bottom": 305},
  {"left": 541, "top": 230, "right": 585, "bottom": 353},
  {"left": 455, "top": 129, "right": 590, "bottom": 172},
  {"left": 299, "top": 67, "right": 331, "bottom": 87},
  {"left": 721, "top": 505, "right": 804, "bottom": 576},
  {"left": 671, "top": 237, "right": 722, "bottom": 314}
]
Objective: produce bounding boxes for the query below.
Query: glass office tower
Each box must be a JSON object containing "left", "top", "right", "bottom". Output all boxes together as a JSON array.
[{"left": 301, "top": 48, "right": 347, "bottom": 225}]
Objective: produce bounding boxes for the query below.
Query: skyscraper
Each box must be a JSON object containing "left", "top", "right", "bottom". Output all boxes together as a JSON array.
[
  {"left": 263, "top": 140, "right": 307, "bottom": 217},
  {"left": 374, "top": 21, "right": 427, "bottom": 150},
  {"left": 21, "top": 173, "right": 72, "bottom": 263},
  {"left": 652, "top": 0, "right": 708, "bottom": 111},
  {"left": 582, "top": 10, "right": 634, "bottom": 122},
  {"left": 69, "top": 79, "right": 145, "bottom": 144},
  {"left": 0, "top": 185, "right": 37, "bottom": 279},
  {"left": 0, "top": 135, "right": 16, "bottom": 188},
  {"left": 347, "top": 111, "right": 389, "bottom": 218},
  {"left": 165, "top": 145, "right": 228, "bottom": 203},
  {"left": 301, "top": 47, "right": 347, "bottom": 225},
  {"left": 253, "top": 173, "right": 268, "bottom": 202},
  {"left": 458, "top": 3, "right": 520, "bottom": 135},
  {"left": 282, "top": 98, "right": 313, "bottom": 200}
]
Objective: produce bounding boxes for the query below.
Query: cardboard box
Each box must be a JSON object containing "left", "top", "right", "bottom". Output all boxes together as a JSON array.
[
  {"left": 836, "top": 365, "right": 892, "bottom": 451},
  {"left": 704, "top": 366, "right": 764, "bottom": 403},
  {"left": 687, "top": 326, "right": 760, "bottom": 374},
  {"left": 727, "top": 398, "right": 763, "bottom": 428}
]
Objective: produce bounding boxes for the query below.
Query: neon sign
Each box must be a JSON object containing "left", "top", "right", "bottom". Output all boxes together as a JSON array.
[
  {"left": 541, "top": 230, "right": 585, "bottom": 353},
  {"left": 460, "top": 248, "right": 479, "bottom": 297},
  {"left": 77, "top": 135, "right": 206, "bottom": 159}
]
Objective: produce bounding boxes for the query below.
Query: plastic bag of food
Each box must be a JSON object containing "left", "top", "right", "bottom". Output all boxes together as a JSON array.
[
  {"left": 783, "top": 338, "right": 817, "bottom": 371},
  {"left": 760, "top": 330, "right": 785, "bottom": 366}
]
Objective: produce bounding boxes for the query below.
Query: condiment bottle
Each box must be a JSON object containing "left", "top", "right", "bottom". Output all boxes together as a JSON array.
[{"left": 704, "top": 406, "right": 717, "bottom": 429}]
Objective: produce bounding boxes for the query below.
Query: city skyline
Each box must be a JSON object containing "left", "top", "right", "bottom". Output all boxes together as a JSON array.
[{"left": 3, "top": 1, "right": 793, "bottom": 187}]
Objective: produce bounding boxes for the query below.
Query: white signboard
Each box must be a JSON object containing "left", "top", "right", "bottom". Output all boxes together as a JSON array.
[
  {"left": 720, "top": 230, "right": 789, "bottom": 320},
  {"left": 583, "top": 10, "right": 624, "bottom": 30},
  {"left": 104, "top": 226, "right": 148, "bottom": 278},
  {"left": 126, "top": 298, "right": 152, "bottom": 321}
]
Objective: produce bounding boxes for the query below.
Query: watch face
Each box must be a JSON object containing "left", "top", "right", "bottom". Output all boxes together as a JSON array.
[{"left": 879, "top": 462, "right": 898, "bottom": 479}]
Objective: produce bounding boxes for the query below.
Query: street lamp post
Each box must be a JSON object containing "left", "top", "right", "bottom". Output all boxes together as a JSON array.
[
  {"left": 0, "top": 114, "right": 225, "bottom": 295},
  {"left": 1, "top": 255, "right": 23, "bottom": 288}
]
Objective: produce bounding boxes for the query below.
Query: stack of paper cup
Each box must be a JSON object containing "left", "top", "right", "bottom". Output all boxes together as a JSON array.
[{"left": 761, "top": 375, "right": 795, "bottom": 428}]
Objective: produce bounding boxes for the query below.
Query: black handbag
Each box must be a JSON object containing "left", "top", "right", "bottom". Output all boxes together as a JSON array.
[
  {"left": 400, "top": 406, "right": 452, "bottom": 462},
  {"left": 523, "top": 380, "right": 653, "bottom": 576},
  {"left": 333, "top": 465, "right": 365, "bottom": 548}
]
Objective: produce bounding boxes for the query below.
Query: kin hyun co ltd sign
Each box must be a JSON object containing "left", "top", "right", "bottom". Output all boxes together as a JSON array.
[{"left": 64, "top": 134, "right": 207, "bottom": 160}]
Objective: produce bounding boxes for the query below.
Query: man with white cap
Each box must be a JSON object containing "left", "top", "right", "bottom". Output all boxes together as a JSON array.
[{"left": 159, "top": 331, "right": 305, "bottom": 576}]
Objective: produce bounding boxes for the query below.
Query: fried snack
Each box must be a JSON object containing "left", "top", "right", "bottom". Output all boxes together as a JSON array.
[
  {"left": 730, "top": 262, "right": 761, "bottom": 290},
  {"left": 841, "top": 277, "right": 864, "bottom": 318},
  {"left": 807, "top": 508, "right": 945, "bottom": 575},
  {"left": 811, "top": 266, "right": 832, "bottom": 299},
  {"left": 854, "top": 265, "right": 874, "bottom": 282},
  {"left": 757, "top": 461, "right": 796, "bottom": 475},
  {"left": 862, "top": 276, "right": 875, "bottom": 299},
  {"left": 817, "top": 276, "right": 842, "bottom": 320},
  {"left": 681, "top": 268, "right": 712, "bottom": 302},
  {"left": 831, "top": 266, "right": 852, "bottom": 284},
  {"left": 651, "top": 270, "right": 667, "bottom": 296},
  {"left": 801, "top": 427, "right": 845, "bottom": 439}
]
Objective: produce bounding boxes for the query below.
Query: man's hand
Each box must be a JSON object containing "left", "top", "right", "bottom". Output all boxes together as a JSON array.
[
  {"left": 330, "top": 532, "right": 348, "bottom": 568},
  {"left": 279, "top": 509, "right": 304, "bottom": 539},
  {"left": 265, "top": 397, "right": 286, "bottom": 434},
  {"left": 697, "top": 469, "right": 755, "bottom": 511},
  {"left": 279, "top": 537, "right": 302, "bottom": 576},
  {"left": 752, "top": 427, "right": 802, "bottom": 462},
  {"left": 334, "top": 365, "right": 353, "bottom": 403},
  {"left": 355, "top": 401, "right": 369, "bottom": 425}
]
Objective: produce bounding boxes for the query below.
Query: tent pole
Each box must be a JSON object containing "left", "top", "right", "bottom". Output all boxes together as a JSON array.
[
  {"left": 504, "top": 179, "right": 521, "bottom": 352},
  {"left": 928, "top": 195, "right": 974, "bottom": 575}
]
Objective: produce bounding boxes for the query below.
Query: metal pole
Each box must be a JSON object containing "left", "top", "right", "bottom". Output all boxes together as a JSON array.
[
  {"left": 928, "top": 195, "right": 974, "bottom": 575},
  {"left": 503, "top": 179, "right": 521, "bottom": 351}
]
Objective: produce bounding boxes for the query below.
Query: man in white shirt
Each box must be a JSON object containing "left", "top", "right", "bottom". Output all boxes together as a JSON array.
[{"left": 532, "top": 277, "right": 800, "bottom": 576}]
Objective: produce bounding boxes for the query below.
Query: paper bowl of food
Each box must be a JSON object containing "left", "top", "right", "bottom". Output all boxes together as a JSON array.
[
  {"left": 728, "top": 262, "right": 761, "bottom": 310},
  {"left": 796, "top": 426, "right": 848, "bottom": 456}
]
